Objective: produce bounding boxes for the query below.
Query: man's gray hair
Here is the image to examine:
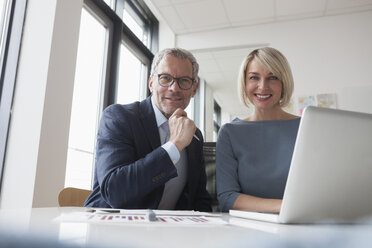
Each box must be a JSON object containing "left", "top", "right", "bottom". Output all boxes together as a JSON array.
[{"left": 150, "top": 48, "right": 199, "bottom": 80}]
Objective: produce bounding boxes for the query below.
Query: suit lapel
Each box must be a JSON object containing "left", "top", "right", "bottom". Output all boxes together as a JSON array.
[
  {"left": 185, "top": 137, "right": 200, "bottom": 194},
  {"left": 139, "top": 97, "right": 161, "bottom": 150}
]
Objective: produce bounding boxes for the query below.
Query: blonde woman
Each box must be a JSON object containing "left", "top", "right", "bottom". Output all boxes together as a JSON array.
[{"left": 216, "top": 47, "right": 300, "bottom": 213}]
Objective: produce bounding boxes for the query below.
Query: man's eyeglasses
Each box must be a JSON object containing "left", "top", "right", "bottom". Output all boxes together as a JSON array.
[{"left": 157, "top": 74, "right": 195, "bottom": 90}]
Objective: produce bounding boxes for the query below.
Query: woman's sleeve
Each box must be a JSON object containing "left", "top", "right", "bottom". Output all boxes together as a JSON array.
[{"left": 216, "top": 125, "right": 241, "bottom": 212}]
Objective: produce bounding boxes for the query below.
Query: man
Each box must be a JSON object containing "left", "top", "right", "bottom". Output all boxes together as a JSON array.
[{"left": 84, "top": 48, "right": 212, "bottom": 212}]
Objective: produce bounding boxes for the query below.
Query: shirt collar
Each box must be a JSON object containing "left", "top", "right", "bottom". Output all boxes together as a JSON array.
[{"left": 151, "top": 95, "right": 168, "bottom": 128}]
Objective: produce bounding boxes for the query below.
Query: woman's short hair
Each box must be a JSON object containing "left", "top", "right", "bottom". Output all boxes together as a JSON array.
[
  {"left": 150, "top": 48, "right": 199, "bottom": 81},
  {"left": 238, "top": 47, "right": 294, "bottom": 108}
]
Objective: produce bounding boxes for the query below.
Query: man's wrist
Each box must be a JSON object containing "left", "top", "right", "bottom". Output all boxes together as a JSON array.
[
  {"left": 170, "top": 139, "right": 185, "bottom": 153},
  {"left": 162, "top": 141, "right": 180, "bottom": 164}
]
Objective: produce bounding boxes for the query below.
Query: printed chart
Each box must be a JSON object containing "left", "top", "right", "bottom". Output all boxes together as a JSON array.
[{"left": 56, "top": 212, "right": 227, "bottom": 225}]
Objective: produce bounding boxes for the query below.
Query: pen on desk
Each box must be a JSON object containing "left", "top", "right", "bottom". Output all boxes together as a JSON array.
[
  {"left": 100, "top": 209, "right": 121, "bottom": 213},
  {"left": 88, "top": 209, "right": 121, "bottom": 214},
  {"left": 193, "top": 134, "right": 200, "bottom": 141},
  {"left": 147, "top": 209, "right": 157, "bottom": 222}
]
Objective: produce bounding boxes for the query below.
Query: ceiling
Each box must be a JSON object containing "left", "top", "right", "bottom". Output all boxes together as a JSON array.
[{"left": 147, "top": 0, "right": 372, "bottom": 118}]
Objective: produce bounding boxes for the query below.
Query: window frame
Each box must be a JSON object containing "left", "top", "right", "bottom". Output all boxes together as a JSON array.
[
  {"left": 64, "top": 0, "right": 158, "bottom": 188},
  {"left": 64, "top": 3, "right": 113, "bottom": 189},
  {"left": 87, "top": 0, "right": 157, "bottom": 107},
  {"left": 0, "top": 0, "right": 27, "bottom": 193}
]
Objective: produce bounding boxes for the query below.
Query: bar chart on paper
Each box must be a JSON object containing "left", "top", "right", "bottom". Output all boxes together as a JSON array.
[
  {"left": 89, "top": 214, "right": 223, "bottom": 224},
  {"left": 55, "top": 211, "right": 227, "bottom": 225}
]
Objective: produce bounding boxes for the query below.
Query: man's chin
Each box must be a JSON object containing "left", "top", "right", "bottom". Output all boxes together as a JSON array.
[{"left": 162, "top": 106, "right": 185, "bottom": 117}]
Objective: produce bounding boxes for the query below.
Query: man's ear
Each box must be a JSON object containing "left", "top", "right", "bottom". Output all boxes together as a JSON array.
[
  {"left": 148, "top": 76, "right": 153, "bottom": 93},
  {"left": 192, "top": 82, "right": 199, "bottom": 97}
]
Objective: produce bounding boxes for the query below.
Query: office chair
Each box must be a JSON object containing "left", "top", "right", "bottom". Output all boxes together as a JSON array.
[{"left": 203, "top": 142, "right": 219, "bottom": 212}]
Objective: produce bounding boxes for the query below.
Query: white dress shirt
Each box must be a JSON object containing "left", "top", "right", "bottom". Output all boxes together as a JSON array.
[{"left": 151, "top": 97, "right": 188, "bottom": 209}]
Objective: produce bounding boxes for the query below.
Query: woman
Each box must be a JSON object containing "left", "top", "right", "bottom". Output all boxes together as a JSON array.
[{"left": 216, "top": 47, "right": 300, "bottom": 213}]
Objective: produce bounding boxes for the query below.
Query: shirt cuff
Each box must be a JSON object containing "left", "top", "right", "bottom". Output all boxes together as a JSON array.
[{"left": 162, "top": 141, "right": 180, "bottom": 164}]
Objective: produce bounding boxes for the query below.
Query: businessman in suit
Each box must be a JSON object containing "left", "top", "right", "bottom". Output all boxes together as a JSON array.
[{"left": 85, "top": 48, "right": 212, "bottom": 211}]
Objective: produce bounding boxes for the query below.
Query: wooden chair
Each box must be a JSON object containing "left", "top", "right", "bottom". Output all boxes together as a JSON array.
[{"left": 58, "top": 187, "right": 92, "bottom": 207}]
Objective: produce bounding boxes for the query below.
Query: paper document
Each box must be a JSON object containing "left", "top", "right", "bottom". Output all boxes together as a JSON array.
[
  {"left": 55, "top": 211, "right": 226, "bottom": 225},
  {"left": 91, "top": 208, "right": 221, "bottom": 217}
]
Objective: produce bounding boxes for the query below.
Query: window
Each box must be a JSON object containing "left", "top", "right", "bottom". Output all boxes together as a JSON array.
[
  {"left": 0, "top": 1, "right": 7, "bottom": 50},
  {"left": 116, "top": 44, "right": 148, "bottom": 104},
  {"left": 65, "top": 8, "right": 108, "bottom": 189},
  {"left": 64, "top": 0, "right": 158, "bottom": 189},
  {"left": 117, "top": 0, "right": 158, "bottom": 49},
  {"left": 115, "top": 0, "right": 158, "bottom": 104},
  {"left": 123, "top": 2, "right": 147, "bottom": 45},
  {"left": 0, "top": 0, "right": 26, "bottom": 193},
  {"left": 103, "top": 0, "right": 113, "bottom": 9}
]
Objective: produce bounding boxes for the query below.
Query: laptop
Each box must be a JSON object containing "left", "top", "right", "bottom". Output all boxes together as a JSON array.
[{"left": 230, "top": 106, "right": 372, "bottom": 224}]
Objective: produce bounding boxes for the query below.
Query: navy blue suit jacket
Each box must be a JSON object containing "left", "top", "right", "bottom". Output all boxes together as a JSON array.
[{"left": 84, "top": 97, "right": 212, "bottom": 211}]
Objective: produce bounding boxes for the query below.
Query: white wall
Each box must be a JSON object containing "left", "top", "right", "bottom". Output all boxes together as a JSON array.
[
  {"left": 158, "top": 18, "right": 176, "bottom": 50},
  {"left": 204, "top": 84, "right": 214, "bottom": 141},
  {"left": 144, "top": 0, "right": 175, "bottom": 50},
  {"left": 177, "top": 11, "right": 372, "bottom": 119},
  {"left": 0, "top": 0, "right": 83, "bottom": 208}
]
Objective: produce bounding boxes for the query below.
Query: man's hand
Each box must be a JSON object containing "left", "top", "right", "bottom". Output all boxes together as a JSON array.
[{"left": 168, "top": 108, "right": 196, "bottom": 152}]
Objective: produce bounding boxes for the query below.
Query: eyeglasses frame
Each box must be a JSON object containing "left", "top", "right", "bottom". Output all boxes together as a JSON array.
[{"left": 157, "top": 73, "right": 196, "bottom": 90}]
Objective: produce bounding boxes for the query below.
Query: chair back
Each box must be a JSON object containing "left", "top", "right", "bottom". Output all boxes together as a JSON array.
[
  {"left": 203, "top": 142, "right": 219, "bottom": 211},
  {"left": 58, "top": 187, "right": 92, "bottom": 207}
]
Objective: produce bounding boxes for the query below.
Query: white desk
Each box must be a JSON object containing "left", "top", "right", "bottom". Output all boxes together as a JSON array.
[{"left": 1, "top": 207, "right": 372, "bottom": 248}]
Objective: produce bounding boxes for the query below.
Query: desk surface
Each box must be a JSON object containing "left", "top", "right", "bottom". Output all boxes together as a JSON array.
[{"left": 1, "top": 207, "right": 372, "bottom": 248}]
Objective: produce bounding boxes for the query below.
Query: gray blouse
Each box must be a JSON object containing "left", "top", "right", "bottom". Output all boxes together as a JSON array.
[{"left": 216, "top": 117, "right": 300, "bottom": 212}]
